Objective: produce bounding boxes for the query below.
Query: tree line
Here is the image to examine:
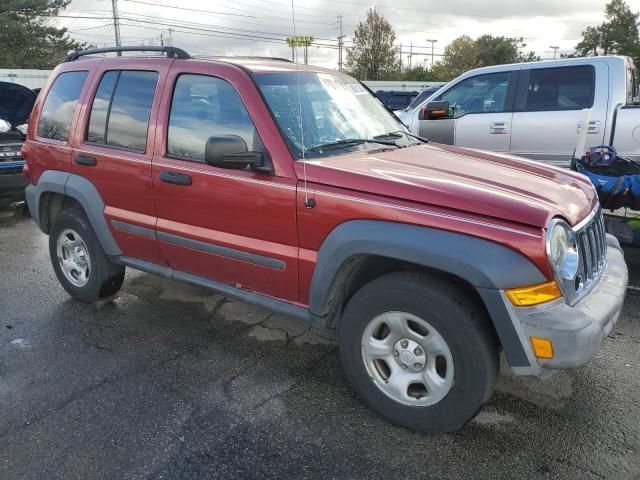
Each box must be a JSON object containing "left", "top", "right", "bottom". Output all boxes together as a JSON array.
[{"left": 346, "top": 0, "right": 640, "bottom": 81}]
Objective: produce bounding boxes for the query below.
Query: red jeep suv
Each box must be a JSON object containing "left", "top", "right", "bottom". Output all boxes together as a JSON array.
[{"left": 23, "top": 46, "right": 628, "bottom": 432}]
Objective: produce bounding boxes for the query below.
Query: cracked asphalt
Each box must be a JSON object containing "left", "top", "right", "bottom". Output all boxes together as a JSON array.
[{"left": 1, "top": 206, "right": 640, "bottom": 480}]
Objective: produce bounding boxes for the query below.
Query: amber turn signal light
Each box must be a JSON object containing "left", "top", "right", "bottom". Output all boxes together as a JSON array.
[
  {"left": 530, "top": 337, "right": 554, "bottom": 359},
  {"left": 505, "top": 281, "right": 561, "bottom": 307}
]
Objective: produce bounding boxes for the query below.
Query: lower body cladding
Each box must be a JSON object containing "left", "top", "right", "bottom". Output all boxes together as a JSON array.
[{"left": 485, "top": 234, "right": 628, "bottom": 379}]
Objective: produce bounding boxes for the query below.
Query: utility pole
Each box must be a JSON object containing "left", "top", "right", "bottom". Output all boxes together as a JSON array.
[
  {"left": 337, "top": 15, "right": 345, "bottom": 72},
  {"left": 168, "top": 28, "right": 173, "bottom": 47},
  {"left": 408, "top": 43, "right": 413, "bottom": 69},
  {"left": 160, "top": 32, "right": 164, "bottom": 46},
  {"left": 398, "top": 43, "right": 402, "bottom": 70},
  {"left": 426, "top": 39, "right": 437, "bottom": 67},
  {"left": 111, "top": 0, "right": 122, "bottom": 54},
  {"left": 550, "top": 45, "right": 559, "bottom": 60}
]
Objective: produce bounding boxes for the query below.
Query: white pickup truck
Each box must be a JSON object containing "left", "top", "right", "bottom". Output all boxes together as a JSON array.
[{"left": 396, "top": 56, "right": 640, "bottom": 167}]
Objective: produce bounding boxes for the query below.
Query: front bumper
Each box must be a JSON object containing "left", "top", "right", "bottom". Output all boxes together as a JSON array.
[
  {"left": 0, "top": 162, "right": 27, "bottom": 204},
  {"left": 504, "top": 234, "right": 628, "bottom": 378}
]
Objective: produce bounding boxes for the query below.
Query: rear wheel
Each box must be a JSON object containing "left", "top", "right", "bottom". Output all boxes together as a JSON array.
[
  {"left": 339, "top": 271, "right": 499, "bottom": 432},
  {"left": 49, "top": 207, "right": 125, "bottom": 303}
]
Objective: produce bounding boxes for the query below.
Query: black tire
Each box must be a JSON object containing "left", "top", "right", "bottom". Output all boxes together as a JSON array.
[
  {"left": 339, "top": 271, "right": 499, "bottom": 433},
  {"left": 49, "top": 207, "right": 125, "bottom": 303}
]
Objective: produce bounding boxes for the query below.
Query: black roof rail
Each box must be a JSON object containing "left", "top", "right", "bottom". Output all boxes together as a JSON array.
[
  {"left": 64, "top": 46, "right": 191, "bottom": 62},
  {"left": 194, "top": 55, "right": 293, "bottom": 63}
]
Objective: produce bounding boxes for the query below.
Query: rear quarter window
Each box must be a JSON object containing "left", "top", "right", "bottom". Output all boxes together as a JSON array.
[
  {"left": 520, "top": 65, "right": 595, "bottom": 112},
  {"left": 37, "top": 71, "right": 88, "bottom": 141}
]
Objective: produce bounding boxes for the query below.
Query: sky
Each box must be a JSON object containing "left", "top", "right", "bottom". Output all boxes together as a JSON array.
[{"left": 57, "top": 0, "right": 613, "bottom": 69}]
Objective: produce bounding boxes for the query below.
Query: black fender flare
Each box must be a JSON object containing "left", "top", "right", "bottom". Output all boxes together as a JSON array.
[
  {"left": 308, "top": 220, "right": 546, "bottom": 368},
  {"left": 25, "top": 170, "right": 122, "bottom": 256}
]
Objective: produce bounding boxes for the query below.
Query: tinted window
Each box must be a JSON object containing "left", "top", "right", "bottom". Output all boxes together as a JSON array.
[
  {"left": 523, "top": 66, "right": 594, "bottom": 112},
  {"left": 388, "top": 94, "right": 411, "bottom": 109},
  {"left": 86, "top": 71, "right": 118, "bottom": 143},
  {"left": 37, "top": 71, "right": 88, "bottom": 140},
  {"left": 86, "top": 70, "right": 158, "bottom": 152},
  {"left": 167, "top": 74, "right": 261, "bottom": 162},
  {"left": 440, "top": 72, "right": 510, "bottom": 118}
]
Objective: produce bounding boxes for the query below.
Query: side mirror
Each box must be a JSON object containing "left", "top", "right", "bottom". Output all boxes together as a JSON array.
[
  {"left": 204, "top": 135, "right": 268, "bottom": 172},
  {"left": 419, "top": 101, "right": 450, "bottom": 120}
]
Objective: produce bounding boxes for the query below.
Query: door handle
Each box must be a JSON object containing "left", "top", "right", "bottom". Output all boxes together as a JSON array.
[
  {"left": 489, "top": 122, "right": 509, "bottom": 134},
  {"left": 74, "top": 154, "right": 97, "bottom": 166},
  {"left": 577, "top": 120, "right": 601, "bottom": 134},
  {"left": 159, "top": 171, "right": 192, "bottom": 186}
]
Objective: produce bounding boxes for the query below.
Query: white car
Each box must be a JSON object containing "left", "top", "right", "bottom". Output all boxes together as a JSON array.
[{"left": 404, "top": 56, "right": 640, "bottom": 167}]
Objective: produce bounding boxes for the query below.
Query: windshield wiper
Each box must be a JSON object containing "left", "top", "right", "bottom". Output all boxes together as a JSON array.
[
  {"left": 375, "top": 131, "right": 429, "bottom": 143},
  {"left": 307, "top": 138, "right": 399, "bottom": 152}
]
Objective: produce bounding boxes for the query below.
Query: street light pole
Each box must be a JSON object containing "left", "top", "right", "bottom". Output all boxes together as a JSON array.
[
  {"left": 426, "top": 39, "right": 437, "bottom": 67},
  {"left": 550, "top": 45, "right": 559, "bottom": 60}
]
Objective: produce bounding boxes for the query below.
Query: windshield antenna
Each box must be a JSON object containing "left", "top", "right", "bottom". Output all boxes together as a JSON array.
[{"left": 291, "top": 0, "right": 314, "bottom": 208}]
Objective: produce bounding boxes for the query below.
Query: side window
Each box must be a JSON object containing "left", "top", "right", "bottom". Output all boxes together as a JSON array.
[
  {"left": 439, "top": 72, "right": 510, "bottom": 118},
  {"left": 522, "top": 66, "right": 594, "bottom": 112},
  {"left": 86, "top": 71, "right": 118, "bottom": 144},
  {"left": 167, "top": 74, "right": 262, "bottom": 162},
  {"left": 37, "top": 71, "right": 88, "bottom": 141},
  {"left": 86, "top": 70, "right": 158, "bottom": 152}
]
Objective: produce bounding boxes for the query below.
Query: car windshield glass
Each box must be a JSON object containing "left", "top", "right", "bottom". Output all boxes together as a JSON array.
[
  {"left": 407, "top": 88, "right": 437, "bottom": 110},
  {"left": 253, "top": 71, "right": 417, "bottom": 159}
]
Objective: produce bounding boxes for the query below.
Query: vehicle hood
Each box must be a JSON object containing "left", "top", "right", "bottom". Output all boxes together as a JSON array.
[
  {"left": 393, "top": 109, "right": 411, "bottom": 127},
  {"left": 301, "top": 143, "right": 597, "bottom": 228},
  {"left": 0, "top": 81, "right": 37, "bottom": 128}
]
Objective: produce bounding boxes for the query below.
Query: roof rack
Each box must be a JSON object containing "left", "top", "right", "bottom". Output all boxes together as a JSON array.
[
  {"left": 65, "top": 46, "right": 191, "bottom": 62},
  {"left": 193, "top": 55, "right": 293, "bottom": 63}
]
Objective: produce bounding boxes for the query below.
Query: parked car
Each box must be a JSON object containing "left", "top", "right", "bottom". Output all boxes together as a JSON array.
[
  {"left": 23, "top": 47, "right": 628, "bottom": 432},
  {"left": 403, "top": 56, "right": 640, "bottom": 167},
  {"left": 399, "top": 86, "right": 441, "bottom": 111},
  {"left": 0, "top": 81, "right": 36, "bottom": 205},
  {"left": 375, "top": 90, "right": 419, "bottom": 110}
]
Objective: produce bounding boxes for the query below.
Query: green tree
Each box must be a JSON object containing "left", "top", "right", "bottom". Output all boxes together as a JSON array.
[
  {"left": 0, "top": 0, "right": 86, "bottom": 69},
  {"left": 575, "top": 0, "right": 640, "bottom": 65},
  {"left": 433, "top": 35, "right": 540, "bottom": 80},
  {"left": 345, "top": 9, "right": 399, "bottom": 80}
]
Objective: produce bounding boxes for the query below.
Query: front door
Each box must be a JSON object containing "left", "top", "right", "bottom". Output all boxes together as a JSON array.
[
  {"left": 151, "top": 65, "right": 299, "bottom": 301},
  {"left": 418, "top": 70, "right": 516, "bottom": 152},
  {"left": 510, "top": 63, "right": 608, "bottom": 167}
]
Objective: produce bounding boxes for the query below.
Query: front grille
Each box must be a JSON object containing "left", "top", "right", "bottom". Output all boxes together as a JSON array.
[{"left": 574, "top": 208, "right": 607, "bottom": 295}]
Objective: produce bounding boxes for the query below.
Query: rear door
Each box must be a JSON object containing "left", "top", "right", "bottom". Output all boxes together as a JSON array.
[
  {"left": 72, "top": 61, "right": 171, "bottom": 264},
  {"left": 510, "top": 63, "right": 607, "bottom": 167},
  {"left": 417, "top": 70, "right": 517, "bottom": 152}
]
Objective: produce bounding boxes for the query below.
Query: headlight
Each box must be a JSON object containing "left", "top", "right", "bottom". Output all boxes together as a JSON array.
[{"left": 546, "top": 219, "right": 579, "bottom": 280}]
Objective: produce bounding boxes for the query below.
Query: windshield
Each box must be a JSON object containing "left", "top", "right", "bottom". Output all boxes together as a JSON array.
[
  {"left": 407, "top": 88, "right": 437, "bottom": 110},
  {"left": 253, "top": 71, "right": 416, "bottom": 159}
]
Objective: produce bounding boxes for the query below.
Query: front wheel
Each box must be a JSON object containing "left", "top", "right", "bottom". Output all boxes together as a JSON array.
[{"left": 339, "top": 271, "right": 499, "bottom": 433}]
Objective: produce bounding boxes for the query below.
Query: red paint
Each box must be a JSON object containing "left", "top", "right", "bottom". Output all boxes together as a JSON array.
[{"left": 25, "top": 56, "right": 600, "bottom": 309}]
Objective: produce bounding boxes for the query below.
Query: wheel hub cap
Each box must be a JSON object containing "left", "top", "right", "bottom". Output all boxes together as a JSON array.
[
  {"left": 56, "top": 228, "right": 91, "bottom": 288},
  {"left": 394, "top": 338, "right": 426, "bottom": 372},
  {"left": 361, "top": 311, "right": 455, "bottom": 407}
]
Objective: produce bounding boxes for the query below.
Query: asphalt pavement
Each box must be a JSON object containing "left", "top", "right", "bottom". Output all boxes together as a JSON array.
[{"left": 1, "top": 205, "right": 639, "bottom": 480}]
